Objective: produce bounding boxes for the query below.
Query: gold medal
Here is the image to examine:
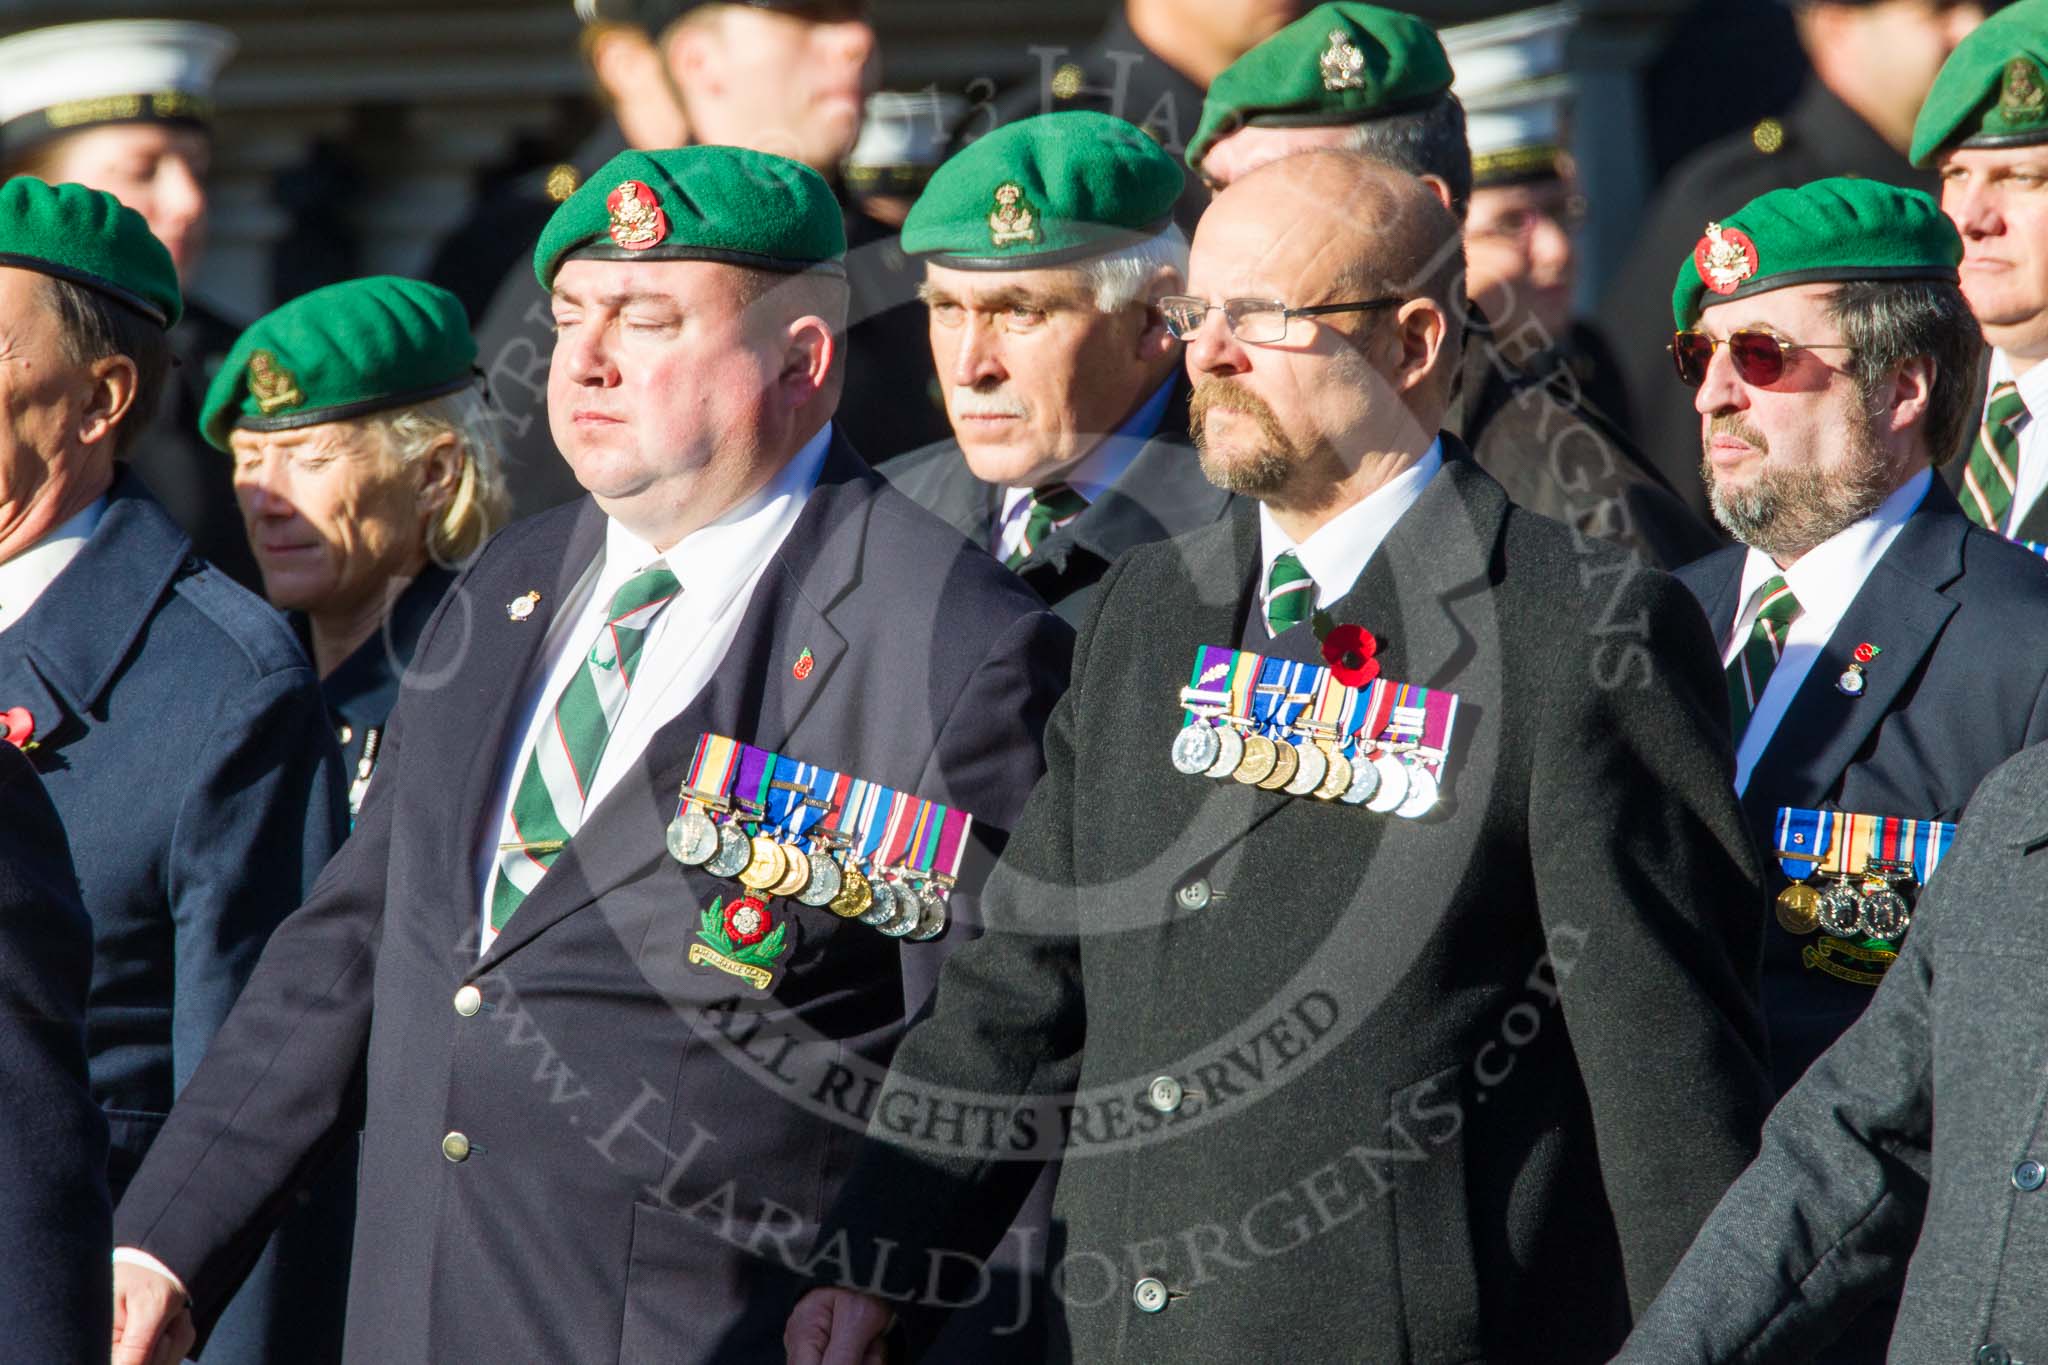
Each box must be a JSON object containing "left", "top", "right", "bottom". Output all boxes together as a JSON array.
[
  {"left": 1775, "top": 882, "right": 1820, "bottom": 934},
  {"left": 738, "top": 835, "right": 787, "bottom": 891},
  {"left": 828, "top": 862, "right": 873, "bottom": 918},
  {"left": 1232, "top": 734, "right": 1278, "bottom": 785},
  {"left": 769, "top": 844, "right": 812, "bottom": 899},
  {"left": 1256, "top": 737, "right": 1298, "bottom": 790},
  {"left": 1312, "top": 745, "right": 1352, "bottom": 801}
]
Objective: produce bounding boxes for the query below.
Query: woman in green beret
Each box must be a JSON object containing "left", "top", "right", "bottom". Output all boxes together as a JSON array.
[{"left": 206, "top": 276, "right": 511, "bottom": 818}]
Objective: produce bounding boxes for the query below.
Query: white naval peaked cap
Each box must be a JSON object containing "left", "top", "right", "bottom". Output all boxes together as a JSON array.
[
  {"left": 844, "top": 91, "right": 968, "bottom": 195},
  {"left": 0, "top": 20, "right": 237, "bottom": 156},
  {"left": 1441, "top": 3, "right": 1578, "bottom": 187}
]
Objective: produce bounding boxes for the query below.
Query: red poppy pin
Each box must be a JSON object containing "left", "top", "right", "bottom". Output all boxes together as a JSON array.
[
  {"left": 0, "top": 706, "right": 36, "bottom": 751},
  {"left": 1852, "top": 642, "right": 1881, "bottom": 664},
  {"left": 1318, "top": 622, "right": 1380, "bottom": 688},
  {"left": 792, "top": 647, "right": 815, "bottom": 681}
]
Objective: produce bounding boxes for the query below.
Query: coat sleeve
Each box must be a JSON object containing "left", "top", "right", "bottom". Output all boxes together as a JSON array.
[
  {"left": 0, "top": 744, "right": 111, "bottom": 1363},
  {"left": 116, "top": 597, "right": 441, "bottom": 1339},
  {"left": 1527, "top": 563, "right": 1774, "bottom": 1314},
  {"left": 1614, "top": 885, "right": 1938, "bottom": 1362},
  {"left": 165, "top": 658, "right": 347, "bottom": 1095}
]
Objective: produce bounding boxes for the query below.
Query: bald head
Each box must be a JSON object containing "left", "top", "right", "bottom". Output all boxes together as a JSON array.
[{"left": 1181, "top": 151, "right": 1464, "bottom": 537}]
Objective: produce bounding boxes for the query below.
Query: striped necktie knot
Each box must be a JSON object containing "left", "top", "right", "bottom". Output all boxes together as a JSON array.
[
  {"left": 1263, "top": 550, "right": 1316, "bottom": 637},
  {"left": 1726, "top": 573, "right": 1803, "bottom": 739},
  {"left": 1964, "top": 380, "right": 2030, "bottom": 533},
  {"left": 1005, "top": 483, "right": 1089, "bottom": 569}
]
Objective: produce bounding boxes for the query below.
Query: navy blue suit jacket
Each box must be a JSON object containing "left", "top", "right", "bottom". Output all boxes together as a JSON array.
[
  {"left": 1678, "top": 477, "right": 2048, "bottom": 1094},
  {"left": 0, "top": 742, "right": 110, "bottom": 1362},
  {"left": 114, "top": 437, "right": 1073, "bottom": 1361},
  {"left": 0, "top": 474, "right": 348, "bottom": 1361}
]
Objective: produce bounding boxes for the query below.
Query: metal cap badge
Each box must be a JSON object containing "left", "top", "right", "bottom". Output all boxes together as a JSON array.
[
  {"left": 607, "top": 180, "right": 669, "bottom": 251},
  {"left": 1695, "top": 222, "right": 1760, "bottom": 295}
]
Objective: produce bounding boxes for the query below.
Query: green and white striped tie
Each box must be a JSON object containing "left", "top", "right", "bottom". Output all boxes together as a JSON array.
[
  {"left": 1726, "top": 574, "right": 1802, "bottom": 740},
  {"left": 1963, "top": 380, "right": 2028, "bottom": 533},
  {"left": 1263, "top": 550, "right": 1316, "bottom": 637},
  {"left": 489, "top": 564, "right": 679, "bottom": 931}
]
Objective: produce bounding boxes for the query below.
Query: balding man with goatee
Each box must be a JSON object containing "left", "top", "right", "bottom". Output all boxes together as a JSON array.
[{"left": 783, "top": 152, "right": 1772, "bottom": 1365}]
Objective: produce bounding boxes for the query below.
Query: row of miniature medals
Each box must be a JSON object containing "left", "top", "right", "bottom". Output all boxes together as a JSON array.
[
  {"left": 1168, "top": 643, "right": 1460, "bottom": 820},
  {"left": 665, "top": 733, "right": 971, "bottom": 941},
  {"left": 1772, "top": 806, "right": 1956, "bottom": 943}
]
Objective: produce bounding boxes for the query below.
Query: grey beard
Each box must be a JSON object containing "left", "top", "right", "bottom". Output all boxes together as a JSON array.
[{"left": 1705, "top": 419, "right": 1895, "bottom": 560}]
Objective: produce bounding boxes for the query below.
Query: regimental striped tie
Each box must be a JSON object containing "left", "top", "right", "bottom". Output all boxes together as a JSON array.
[
  {"left": 1004, "top": 483, "right": 1089, "bottom": 569},
  {"left": 488, "top": 565, "right": 680, "bottom": 931},
  {"left": 1963, "top": 380, "right": 2029, "bottom": 533},
  {"left": 1726, "top": 574, "right": 1803, "bottom": 740},
  {"left": 1263, "top": 549, "right": 1316, "bottom": 637}
]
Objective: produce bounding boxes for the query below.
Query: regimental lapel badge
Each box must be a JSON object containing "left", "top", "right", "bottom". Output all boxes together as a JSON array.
[
  {"left": 1695, "top": 222, "right": 1759, "bottom": 295},
  {"left": 506, "top": 590, "right": 541, "bottom": 622},
  {"left": 1319, "top": 28, "right": 1366, "bottom": 91},
  {"left": 792, "top": 647, "right": 815, "bottom": 681},
  {"left": 247, "top": 350, "right": 303, "bottom": 413},
  {"left": 987, "top": 182, "right": 1040, "bottom": 248},
  {"left": 2003, "top": 57, "right": 2047, "bottom": 122},
  {"left": 606, "top": 179, "right": 669, "bottom": 251},
  {"left": 1837, "top": 643, "right": 1878, "bottom": 696}
]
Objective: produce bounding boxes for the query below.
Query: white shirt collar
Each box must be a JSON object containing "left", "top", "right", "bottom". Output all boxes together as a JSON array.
[
  {"left": 600, "top": 422, "right": 832, "bottom": 607},
  {"left": 1256, "top": 439, "right": 1444, "bottom": 618},
  {"left": 1732, "top": 466, "right": 1930, "bottom": 640},
  {"left": 0, "top": 496, "right": 106, "bottom": 633},
  {"left": 1989, "top": 348, "right": 2048, "bottom": 416},
  {"left": 997, "top": 375, "right": 1178, "bottom": 526}
]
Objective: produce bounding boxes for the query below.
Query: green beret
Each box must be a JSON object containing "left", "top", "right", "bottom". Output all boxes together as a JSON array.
[
  {"left": 201, "top": 276, "right": 477, "bottom": 452},
  {"left": 1671, "top": 177, "right": 1961, "bottom": 329},
  {"left": 1187, "top": 3, "right": 1453, "bottom": 171},
  {"left": 901, "top": 111, "right": 1182, "bottom": 268},
  {"left": 1912, "top": 0, "right": 2048, "bottom": 166},
  {"left": 533, "top": 146, "right": 846, "bottom": 288},
  {"left": 0, "top": 176, "right": 180, "bottom": 328}
]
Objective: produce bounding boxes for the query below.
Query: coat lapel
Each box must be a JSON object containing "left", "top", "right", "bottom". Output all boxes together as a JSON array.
[
  {"left": 1680, "top": 545, "right": 1748, "bottom": 647},
  {"left": 1740, "top": 486, "right": 1966, "bottom": 826},
  {"left": 884, "top": 440, "right": 996, "bottom": 550},
  {"left": 468, "top": 439, "right": 873, "bottom": 974}
]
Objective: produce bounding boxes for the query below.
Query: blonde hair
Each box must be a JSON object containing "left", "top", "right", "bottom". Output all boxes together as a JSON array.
[{"left": 367, "top": 383, "right": 512, "bottom": 565}]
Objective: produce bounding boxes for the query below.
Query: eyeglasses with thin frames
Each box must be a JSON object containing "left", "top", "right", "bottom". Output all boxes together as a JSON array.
[{"left": 1159, "top": 295, "right": 1405, "bottom": 345}]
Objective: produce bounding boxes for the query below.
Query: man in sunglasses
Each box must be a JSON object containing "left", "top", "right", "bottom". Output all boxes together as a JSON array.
[
  {"left": 1658, "top": 172, "right": 2048, "bottom": 1363},
  {"left": 881, "top": 111, "right": 1232, "bottom": 626},
  {"left": 1186, "top": 1, "right": 1720, "bottom": 571},
  {"left": 1916, "top": 3, "right": 2048, "bottom": 543},
  {"left": 786, "top": 149, "right": 1771, "bottom": 1365}
]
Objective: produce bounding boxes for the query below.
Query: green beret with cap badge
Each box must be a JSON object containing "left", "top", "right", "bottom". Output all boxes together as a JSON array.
[
  {"left": 1911, "top": 0, "right": 2048, "bottom": 167},
  {"left": 0, "top": 176, "right": 181, "bottom": 329},
  {"left": 200, "top": 276, "right": 477, "bottom": 452},
  {"left": 1670, "top": 177, "right": 1961, "bottom": 329},
  {"left": 901, "top": 110, "right": 1183, "bottom": 269},
  {"left": 533, "top": 145, "right": 846, "bottom": 289},
  {"left": 1186, "top": 2, "right": 1453, "bottom": 172}
]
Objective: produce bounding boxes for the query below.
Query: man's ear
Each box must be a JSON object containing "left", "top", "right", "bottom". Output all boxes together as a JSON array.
[
  {"left": 782, "top": 316, "right": 837, "bottom": 402},
  {"left": 1391, "top": 298, "right": 1452, "bottom": 396},
  {"left": 1134, "top": 263, "right": 1184, "bottom": 361},
  {"left": 77, "top": 354, "right": 139, "bottom": 452},
  {"left": 1415, "top": 174, "right": 1456, "bottom": 217},
  {"left": 1887, "top": 353, "right": 1936, "bottom": 436},
  {"left": 414, "top": 431, "right": 464, "bottom": 518},
  {"left": 662, "top": 17, "right": 719, "bottom": 103}
]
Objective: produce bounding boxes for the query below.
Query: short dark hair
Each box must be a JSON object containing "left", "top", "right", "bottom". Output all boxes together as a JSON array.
[
  {"left": 40, "top": 275, "right": 173, "bottom": 459},
  {"left": 1341, "top": 93, "right": 1473, "bottom": 222},
  {"left": 1824, "top": 279, "right": 1983, "bottom": 467}
]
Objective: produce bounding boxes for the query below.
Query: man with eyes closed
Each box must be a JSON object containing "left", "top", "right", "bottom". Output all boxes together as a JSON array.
[{"left": 881, "top": 112, "right": 1234, "bottom": 625}]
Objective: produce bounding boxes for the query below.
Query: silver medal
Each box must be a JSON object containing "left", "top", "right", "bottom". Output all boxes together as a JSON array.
[
  {"left": 1858, "top": 887, "right": 1911, "bottom": 941},
  {"left": 1283, "top": 739, "right": 1327, "bottom": 796},
  {"left": 665, "top": 807, "right": 720, "bottom": 866},
  {"left": 1394, "top": 761, "right": 1439, "bottom": 819},
  {"left": 1204, "top": 725, "right": 1245, "bottom": 779},
  {"left": 1364, "top": 753, "right": 1410, "bottom": 813},
  {"left": 1339, "top": 749, "right": 1382, "bottom": 805},
  {"left": 796, "top": 849, "right": 843, "bottom": 907},
  {"left": 1171, "top": 723, "right": 1222, "bottom": 775},
  {"left": 878, "top": 885, "right": 925, "bottom": 938},
  {"left": 1815, "top": 882, "right": 1864, "bottom": 937},
  {"left": 859, "top": 878, "right": 902, "bottom": 928},
  {"left": 909, "top": 889, "right": 948, "bottom": 941},
  {"left": 704, "top": 822, "right": 751, "bottom": 878}
]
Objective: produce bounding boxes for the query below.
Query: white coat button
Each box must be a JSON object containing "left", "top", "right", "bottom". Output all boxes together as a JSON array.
[
  {"left": 1132, "top": 1277, "right": 1169, "bottom": 1313},
  {"left": 453, "top": 985, "right": 482, "bottom": 1017}
]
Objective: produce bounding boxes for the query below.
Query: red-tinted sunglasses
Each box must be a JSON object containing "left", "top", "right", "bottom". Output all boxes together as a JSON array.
[{"left": 1669, "top": 329, "right": 1855, "bottom": 388}]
